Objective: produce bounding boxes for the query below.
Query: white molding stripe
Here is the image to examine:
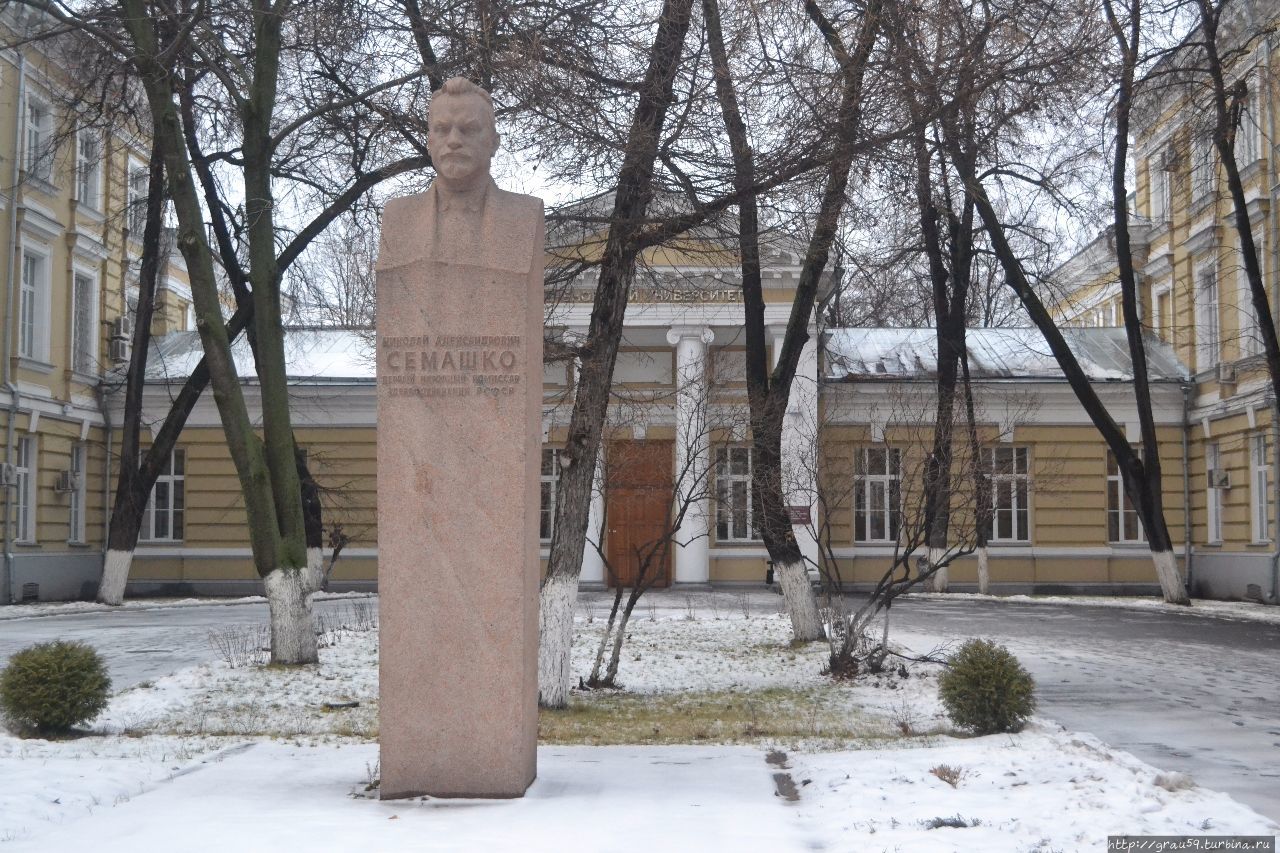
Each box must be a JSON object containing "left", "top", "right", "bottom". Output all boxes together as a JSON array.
[
  {"left": 709, "top": 547, "right": 771, "bottom": 558},
  {"left": 135, "top": 546, "right": 774, "bottom": 561},
  {"left": 827, "top": 546, "right": 1143, "bottom": 559},
  {"left": 135, "top": 547, "right": 379, "bottom": 559}
]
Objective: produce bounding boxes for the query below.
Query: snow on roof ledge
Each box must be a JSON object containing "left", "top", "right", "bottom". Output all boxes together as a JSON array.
[
  {"left": 142, "top": 328, "right": 376, "bottom": 384},
  {"left": 824, "top": 327, "right": 1190, "bottom": 383}
]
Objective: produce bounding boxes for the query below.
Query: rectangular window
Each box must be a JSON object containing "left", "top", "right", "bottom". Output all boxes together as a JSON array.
[
  {"left": 854, "top": 446, "right": 901, "bottom": 542},
  {"left": 1192, "top": 132, "right": 1215, "bottom": 202},
  {"left": 1235, "top": 83, "right": 1262, "bottom": 166},
  {"left": 1252, "top": 434, "right": 1271, "bottom": 543},
  {"left": 1107, "top": 452, "right": 1144, "bottom": 543},
  {"left": 13, "top": 436, "right": 37, "bottom": 543},
  {"left": 1206, "top": 442, "right": 1223, "bottom": 544},
  {"left": 25, "top": 97, "right": 52, "bottom": 182},
  {"left": 1150, "top": 163, "right": 1171, "bottom": 223},
  {"left": 540, "top": 448, "right": 558, "bottom": 542},
  {"left": 18, "top": 250, "right": 48, "bottom": 361},
  {"left": 141, "top": 448, "right": 185, "bottom": 542},
  {"left": 1238, "top": 231, "right": 1264, "bottom": 358},
  {"left": 985, "top": 446, "right": 1030, "bottom": 542},
  {"left": 69, "top": 443, "right": 87, "bottom": 544},
  {"left": 1154, "top": 288, "right": 1173, "bottom": 343},
  {"left": 1197, "top": 266, "right": 1220, "bottom": 371},
  {"left": 72, "top": 272, "right": 97, "bottom": 374},
  {"left": 715, "top": 446, "right": 759, "bottom": 541},
  {"left": 76, "top": 130, "right": 101, "bottom": 209},
  {"left": 127, "top": 162, "right": 149, "bottom": 237}
]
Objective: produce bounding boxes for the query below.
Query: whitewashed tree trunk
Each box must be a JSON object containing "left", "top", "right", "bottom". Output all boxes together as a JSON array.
[
  {"left": 1152, "top": 549, "right": 1189, "bottom": 605},
  {"left": 926, "top": 546, "right": 948, "bottom": 592},
  {"left": 97, "top": 550, "right": 134, "bottom": 605},
  {"left": 264, "top": 567, "right": 319, "bottom": 665},
  {"left": 977, "top": 546, "right": 990, "bottom": 595},
  {"left": 306, "top": 547, "right": 324, "bottom": 592},
  {"left": 538, "top": 572, "right": 578, "bottom": 708},
  {"left": 775, "top": 556, "right": 823, "bottom": 641}
]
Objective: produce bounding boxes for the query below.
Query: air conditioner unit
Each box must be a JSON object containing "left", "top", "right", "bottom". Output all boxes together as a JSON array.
[
  {"left": 109, "top": 337, "right": 131, "bottom": 364},
  {"left": 1208, "top": 468, "right": 1231, "bottom": 489},
  {"left": 111, "top": 315, "right": 133, "bottom": 340},
  {"left": 54, "top": 470, "right": 81, "bottom": 492},
  {"left": 0, "top": 463, "right": 15, "bottom": 487},
  {"left": 1216, "top": 362, "right": 1237, "bottom": 384}
]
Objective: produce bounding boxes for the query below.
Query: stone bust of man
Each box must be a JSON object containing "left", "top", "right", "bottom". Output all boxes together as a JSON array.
[{"left": 377, "top": 77, "right": 542, "bottom": 273}]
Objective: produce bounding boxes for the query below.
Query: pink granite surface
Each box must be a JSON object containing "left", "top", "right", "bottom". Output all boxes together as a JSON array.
[{"left": 375, "top": 183, "right": 543, "bottom": 799}]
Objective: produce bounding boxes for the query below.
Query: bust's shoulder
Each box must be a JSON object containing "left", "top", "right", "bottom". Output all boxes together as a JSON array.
[
  {"left": 383, "top": 188, "right": 434, "bottom": 218},
  {"left": 491, "top": 185, "right": 543, "bottom": 216}
]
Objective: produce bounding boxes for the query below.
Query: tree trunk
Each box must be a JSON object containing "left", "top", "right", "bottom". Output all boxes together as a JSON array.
[
  {"left": 976, "top": 547, "right": 990, "bottom": 595},
  {"left": 539, "top": 570, "right": 580, "bottom": 707},
  {"left": 538, "top": 0, "right": 698, "bottom": 709},
  {"left": 98, "top": 139, "right": 166, "bottom": 605},
  {"left": 264, "top": 567, "right": 319, "bottom": 665}
]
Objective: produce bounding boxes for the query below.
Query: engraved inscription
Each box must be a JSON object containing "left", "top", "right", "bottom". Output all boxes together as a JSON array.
[{"left": 381, "top": 334, "right": 523, "bottom": 399}]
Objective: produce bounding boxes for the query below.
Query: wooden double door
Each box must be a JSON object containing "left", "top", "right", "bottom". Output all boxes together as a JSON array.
[{"left": 605, "top": 440, "right": 674, "bottom": 588}]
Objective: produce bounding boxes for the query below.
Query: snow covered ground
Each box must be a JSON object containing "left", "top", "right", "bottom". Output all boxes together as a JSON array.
[{"left": 1, "top": 602, "right": 1275, "bottom": 851}]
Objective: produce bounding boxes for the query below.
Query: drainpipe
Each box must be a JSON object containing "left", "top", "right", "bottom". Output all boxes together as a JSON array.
[
  {"left": 1181, "top": 383, "right": 1194, "bottom": 593},
  {"left": 2, "top": 48, "right": 29, "bottom": 605},
  {"left": 97, "top": 384, "right": 112, "bottom": 558}
]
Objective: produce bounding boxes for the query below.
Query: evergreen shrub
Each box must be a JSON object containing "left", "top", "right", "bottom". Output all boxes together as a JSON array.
[
  {"left": 937, "top": 638, "right": 1036, "bottom": 734},
  {"left": 0, "top": 640, "right": 111, "bottom": 737}
]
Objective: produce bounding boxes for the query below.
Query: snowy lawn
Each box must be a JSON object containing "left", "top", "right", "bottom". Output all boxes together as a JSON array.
[
  {"left": 1, "top": 600, "right": 1276, "bottom": 850},
  {"left": 905, "top": 591, "right": 1280, "bottom": 625}
]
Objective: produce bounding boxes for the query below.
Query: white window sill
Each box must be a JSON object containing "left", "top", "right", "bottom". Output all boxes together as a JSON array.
[
  {"left": 67, "top": 540, "right": 91, "bottom": 548},
  {"left": 17, "top": 357, "right": 56, "bottom": 375},
  {"left": 23, "top": 175, "right": 59, "bottom": 196},
  {"left": 70, "top": 371, "right": 100, "bottom": 387},
  {"left": 72, "top": 202, "right": 105, "bottom": 223}
]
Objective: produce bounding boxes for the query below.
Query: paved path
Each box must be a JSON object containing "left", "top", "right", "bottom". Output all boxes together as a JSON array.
[
  {"left": 2, "top": 591, "right": 1276, "bottom": 820},
  {"left": 886, "top": 598, "right": 1280, "bottom": 823},
  {"left": 0, "top": 597, "right": 363, "bottom": 689}
]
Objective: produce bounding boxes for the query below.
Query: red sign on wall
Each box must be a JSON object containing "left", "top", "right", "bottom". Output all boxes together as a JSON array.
[{"left": 787, "top": 505, "right": 811, "bottom": 525}]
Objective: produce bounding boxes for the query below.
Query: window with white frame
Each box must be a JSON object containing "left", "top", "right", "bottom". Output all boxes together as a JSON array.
[
  {"left": 76, "top": 130, "right": 101, "bottom": 209},
  {"left": 854, "top": 446, "right": 901, "bottom": 542},
  {"left": 1206, "top": 442, "right": 1223, "bottom": 544},
  {"left": 25, "top": 96, "right": 52, "bottom": 182},
  {"left": 1150, "top": 162, "right": 1171, "bottom": 223},
  {"left": 540, "top": 448, "right": 559, "bottom": 541},
  {"left": 1234, "top": 81, "right": 1262, "bottom": 166},
  {"left": 715, "top": 446, "right": 759, "bottom": 541},
  {"left": 1238, "top": 230, "right": 1264, "bottom": 358},
  {"left": 127, "top": 161, "right": 149, "bottom": 236},
  {"left": 72, "top": 271, "right": 98, "bottom": 375},
  {"left": 69, "top": 443, "right": 87, "bottom": 544},
  {"left": 1154, "top": 287, "right": 1173, "bottom": 343},
  {"left": 1252, "top": 433, "right": 1271, "bottom": 543},
  {"left": 1191, "top": 131, "right": 1215, "bottom": 202},
  {"left": 985, "top": 446, "right": 1030, "bottom": 542},
  {"left": 1196, "top": 265, "right": 1220, "bottom": 370},
  {"left": 141, "top": 448, "right": 185, "bottom": 541},
  {"left": 13, "top": 436, "right": 37, "bottom": 543},
  {"left": 1107, "top": 451, "right": 1144, "bottom": 543},
  {"left": 19, "top": 249, "right": 48, "bottom": 361}
]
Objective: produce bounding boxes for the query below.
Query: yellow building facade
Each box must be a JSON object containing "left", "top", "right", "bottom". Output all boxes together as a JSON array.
[{"left": 1, "top": 17, "right": 192, "bottom": 602}]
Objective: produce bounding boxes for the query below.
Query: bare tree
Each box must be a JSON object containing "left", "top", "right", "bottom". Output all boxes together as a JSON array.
[{"left": 581, "top": 363, "right": 746, "bottom": 689}]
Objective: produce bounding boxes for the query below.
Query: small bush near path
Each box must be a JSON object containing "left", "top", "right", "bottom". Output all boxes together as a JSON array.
[
  {"left": 1, "top": 641, "right": 111, "bottom": 737},
  {"left": 938, "top": 638, "right": 1036, "bottom": 735}
]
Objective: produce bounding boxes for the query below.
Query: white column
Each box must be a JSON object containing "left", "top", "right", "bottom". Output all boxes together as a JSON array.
[
  {"left": 581, "top": 447, "right": 606, "bottom": 584},
  {"left": 667, "top": 325, "right": 715, "bottom": 584},
  {"left": 773, "top": 328, "right": 821, "bottom": 576}
]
